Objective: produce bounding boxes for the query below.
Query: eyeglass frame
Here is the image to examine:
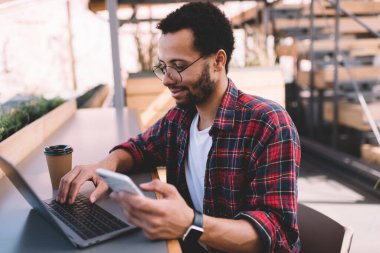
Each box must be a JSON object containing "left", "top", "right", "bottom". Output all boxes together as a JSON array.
[{"left": 152, "top": 55, "right": 204, "bottom": 83}]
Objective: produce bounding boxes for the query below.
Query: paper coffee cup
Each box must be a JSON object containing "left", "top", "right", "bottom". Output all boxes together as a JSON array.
[{"left": 44, "top": 145, "right": 73, "bottom": 190}]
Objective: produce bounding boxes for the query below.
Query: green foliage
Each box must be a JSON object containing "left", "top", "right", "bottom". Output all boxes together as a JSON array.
[{"left": 0, "top": 97, "right": 65, "bottom": 142}]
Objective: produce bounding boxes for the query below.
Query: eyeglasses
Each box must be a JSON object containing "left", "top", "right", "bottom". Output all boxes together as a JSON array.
[{"left": 152, "top": 56, "right": 203, "bottom": 83}]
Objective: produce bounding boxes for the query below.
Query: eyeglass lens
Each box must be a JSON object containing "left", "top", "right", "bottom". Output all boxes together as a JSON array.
[{"left": 154, "top": 66, "right": 182, "bottom": 82}]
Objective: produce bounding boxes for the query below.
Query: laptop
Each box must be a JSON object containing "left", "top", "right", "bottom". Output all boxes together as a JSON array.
[{"left": 0, "top": 156, "right": 137, "bottom": 248}]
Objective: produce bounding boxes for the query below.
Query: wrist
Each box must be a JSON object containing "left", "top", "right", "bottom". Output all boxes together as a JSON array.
[
  {"left": 110, "top": 149, "right": 134, "bottom": 173},
  {"left": 100, "top": 151, "right": 124, "bottom": 172},
  {"left": 184, "top": 207, "right": 194, "bottom": 232},
  {"left": 95, "top": 160, "right": 116, "bottom": 173},
  {"left": 182, "top": 209, "right": 204, "bottom": 243}
]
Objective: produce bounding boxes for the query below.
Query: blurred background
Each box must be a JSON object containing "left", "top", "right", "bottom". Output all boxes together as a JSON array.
[{"left": 1, "top": 0, "right": 380, "bottom": 252}]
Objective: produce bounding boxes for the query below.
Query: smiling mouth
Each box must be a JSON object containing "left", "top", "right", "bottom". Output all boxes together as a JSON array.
[{"left": 169, "top": 87, "right": 187, "bottom": 98}]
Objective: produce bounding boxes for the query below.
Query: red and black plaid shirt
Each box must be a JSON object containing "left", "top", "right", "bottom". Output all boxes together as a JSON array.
[{"left": 113, "top": 80, "right": 301, "bottom": 253}]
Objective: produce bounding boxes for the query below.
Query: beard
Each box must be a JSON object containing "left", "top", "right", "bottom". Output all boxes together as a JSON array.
[{"left": 176, "top": 63, "right": 216, "bottom": 108}]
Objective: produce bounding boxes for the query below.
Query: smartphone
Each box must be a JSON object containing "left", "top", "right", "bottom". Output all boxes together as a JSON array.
[{"left": 96, "top": 168, "right": 144, "bottom": 196}]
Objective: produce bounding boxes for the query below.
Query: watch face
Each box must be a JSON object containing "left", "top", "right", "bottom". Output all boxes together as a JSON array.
[{"left": 184, "top": 225, "right": 204, "bottom": 242}]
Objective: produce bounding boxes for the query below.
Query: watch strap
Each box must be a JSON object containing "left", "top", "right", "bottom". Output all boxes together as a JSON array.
[
  {"left": 193, "top": 209, "right": 203, "bottom": 228},
  {"left": 182, "top": 209, "right": 204, "bottom": 242}
]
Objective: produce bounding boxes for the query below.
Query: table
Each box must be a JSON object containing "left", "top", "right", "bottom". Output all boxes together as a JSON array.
[{"left": 0, "top": 108, "right": 181, "bottom": 253}]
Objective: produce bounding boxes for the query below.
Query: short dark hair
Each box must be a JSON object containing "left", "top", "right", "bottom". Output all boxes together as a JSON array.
[{"left": 157, "top": 2, "right": 235, "bottom": 73}]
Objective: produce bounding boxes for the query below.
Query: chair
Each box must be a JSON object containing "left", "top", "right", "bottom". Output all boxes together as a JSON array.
[{"left": 298, "top": 203, "right": 353, "bottom": 253}]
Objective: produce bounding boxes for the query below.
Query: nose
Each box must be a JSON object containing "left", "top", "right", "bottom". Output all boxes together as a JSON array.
[{"left": 162, "top": 71, "right": 177, "bottom": 87}]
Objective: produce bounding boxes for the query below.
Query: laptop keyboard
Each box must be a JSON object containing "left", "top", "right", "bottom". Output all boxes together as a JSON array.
[{"left": 44, "top": 194, "right": 129, "bottom": 240}]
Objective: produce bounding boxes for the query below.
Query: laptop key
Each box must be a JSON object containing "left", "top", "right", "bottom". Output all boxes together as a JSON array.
[{"left": 44, "top": 194, "right": 129, "bottom": 240}]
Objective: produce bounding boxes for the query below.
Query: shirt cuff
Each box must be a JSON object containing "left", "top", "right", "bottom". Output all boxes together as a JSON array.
[
  {"left": 109, "top": 142, "right": 144, "bottom": 172},
  {"left": 234, "top": 211, "right": 273, "bottom": 253}
]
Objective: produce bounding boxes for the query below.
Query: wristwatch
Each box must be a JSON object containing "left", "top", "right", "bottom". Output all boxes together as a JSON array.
[{"left": 182, "top": 209, "right": 204, "bottom": 243}]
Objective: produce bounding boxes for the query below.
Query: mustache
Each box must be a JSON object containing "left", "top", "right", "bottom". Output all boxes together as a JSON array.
[{"left": 168, "top": 85, "right": 189, "bottom": 90}]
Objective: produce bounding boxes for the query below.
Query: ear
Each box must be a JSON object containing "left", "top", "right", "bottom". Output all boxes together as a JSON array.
[{"left": 213, "top": 49, "right": 227, "bottom": 72}]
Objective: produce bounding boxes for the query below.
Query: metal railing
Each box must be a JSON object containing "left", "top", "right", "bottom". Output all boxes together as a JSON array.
[
  {"left": 310, "top": 0, "right": 380, "bottom": 188},
  {"left": 320, "top": 0, "right": 380, "bottom": 148}
]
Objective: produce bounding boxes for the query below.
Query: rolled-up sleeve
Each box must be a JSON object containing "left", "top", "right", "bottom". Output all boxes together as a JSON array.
[{"left": 235, "top": 124, "right": 301, "bottom": 253}]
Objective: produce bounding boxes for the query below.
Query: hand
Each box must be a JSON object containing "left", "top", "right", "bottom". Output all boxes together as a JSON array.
[
  {"left": 56, "top": 163, "right": 109, "bottom": 204},
  {"left": 110, "top": 179, "right": 194, "bottom": 240}
]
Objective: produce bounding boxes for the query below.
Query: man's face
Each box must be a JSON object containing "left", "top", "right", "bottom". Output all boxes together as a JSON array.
[{"left": 156, "top": 29, "right": 216, "bottom": 107}]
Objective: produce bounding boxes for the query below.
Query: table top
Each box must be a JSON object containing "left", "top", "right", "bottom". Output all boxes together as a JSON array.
[{"left": 0, "top": 108, "right": 177, "bottom": 253}]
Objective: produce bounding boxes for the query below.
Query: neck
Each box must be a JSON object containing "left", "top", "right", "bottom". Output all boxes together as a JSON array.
[{"left": 196, "top": 75, "right": 228, "bottom": 131}]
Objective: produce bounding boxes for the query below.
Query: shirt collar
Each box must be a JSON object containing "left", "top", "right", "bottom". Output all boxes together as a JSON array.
[
  {"left": 179, "top": 79, "right": 237, "bottom": 133},
  {"left": 211, "top": 79, "right": 237, "bottom": 133}
]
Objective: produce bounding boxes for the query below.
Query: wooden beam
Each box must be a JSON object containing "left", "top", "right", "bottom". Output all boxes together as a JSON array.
[
  {"left": 273, "top": 1, "right": 380, "bottom": 16},
  {"left": 324, "top": 101, "right": 380, "bottom": 131},
  {"left": 274, "top": 16, "right": 380, "bottom": 34},
  {"left": 297, "top": 66, "right": 380, "bottom": 89},
  {"left": 228, "top": 67, "right": 286, "bottom": 107},
  {"left": 126, "top": 75, "right": 174, "bottom": 131},
  {"left": 231, "top": 3, "right": 264, "bottom": 27},
  {"left": 306, "top": 1, "right": 380, "bottom": 16},
  {"left": 350, "top": 48, "right": 380, "bottom": 57},
  {"left": 296, "top": 38, "right": 380, "bottom": 56},
  {"left": 289, "top": 38, "right": 380, "bottom": 60},
  {"left": 362, "top": 144, "right": 380, "bottom": 166},
  {"left": 276, "top": 42, "right": 298, "bottom": 58},
  {"left": 89, "top": 0, "right": 251, "bottom": 12},
  {"left": 140, "top": 89, "right": 174, "bottom": 130}
]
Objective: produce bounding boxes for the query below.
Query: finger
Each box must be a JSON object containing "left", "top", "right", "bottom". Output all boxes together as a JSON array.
[
  {"left": 119, "top": 203, "right": 157, "bottom": 230},
  {"left": 110, "top": 193, "right": 150, "bottom": 228},
  {"left": 89, "top": 178, "right": 108, "bottom": 203},
  {"left": 57, "top": 168, "right": 81, "bottom": 203},
  {"left": 68, "top": 169, "right": 95, "bottom": 204},
  {"left": 123, "top": 209, "right": 147, "bottom": 229},
  {"left": 126, "top": 213, "right": 165, "bottom": 240},
  {"left": 139, "top": 179, "right": 177, "bottom": 198}
]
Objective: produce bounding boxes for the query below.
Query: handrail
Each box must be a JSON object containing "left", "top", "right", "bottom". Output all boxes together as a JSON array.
[
  {"left": 320, "top": 0, "right": 380, "bottom": 147},
  {"left": 332, "top": 0, "right": 340, "bottom": 148},
  {"left": 327, "top": 0, "right": 380, "bottom": 38},
  {"left": 271, "top": 0, "right": 380, "bottom": 150},
  {"left": 278, "top": 0, "right": 380, "bottom": 189},
  {"left": 342, "top": 60, "right": 380, "bottom": 147},
  {"left": 322, "top": 0, "right": 380, "bottom": 188},
  {"left": 308, "top": 0, "right": 316, "bottom": 138}
]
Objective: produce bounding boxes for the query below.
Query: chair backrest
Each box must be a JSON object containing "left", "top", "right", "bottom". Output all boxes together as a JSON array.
[{"left": 298, "top": 203, "right": 353, "bottom": 253}]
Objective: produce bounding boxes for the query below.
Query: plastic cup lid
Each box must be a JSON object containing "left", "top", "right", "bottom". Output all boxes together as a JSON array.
[{"left": 44, "top": 145, "right": 73, "bottom": 156}]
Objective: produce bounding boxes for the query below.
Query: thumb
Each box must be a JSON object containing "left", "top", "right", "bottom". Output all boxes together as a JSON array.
[
  {"left": 140, "top": 179, "right": 177, "bottom": 198},
  {"left": 90, "top": 179, "right": 108, "bottom": 203}
]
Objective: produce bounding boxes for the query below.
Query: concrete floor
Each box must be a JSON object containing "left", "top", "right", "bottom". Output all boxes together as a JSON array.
[{"left": 299, "top": 153, "right": 380, "bottom": 253}]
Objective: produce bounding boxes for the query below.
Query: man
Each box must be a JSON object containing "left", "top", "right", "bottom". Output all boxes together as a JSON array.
[{"left": 57, "top": 2, "right": 301, "bottom": 253}]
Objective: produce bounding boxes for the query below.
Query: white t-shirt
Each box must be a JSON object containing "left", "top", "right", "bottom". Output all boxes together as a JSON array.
[{"left": 185, "top": 113, "right": 212, "bottom": 213}]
